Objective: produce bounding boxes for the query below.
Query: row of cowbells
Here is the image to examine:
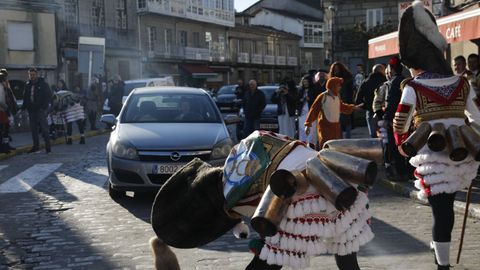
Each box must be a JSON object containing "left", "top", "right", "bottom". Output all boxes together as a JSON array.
[
  {"left": 401, "top": 122, "right": 480, "bottom": 161},
  {"left": 251, "top": 138, "right": 383, "bottom": 237}
]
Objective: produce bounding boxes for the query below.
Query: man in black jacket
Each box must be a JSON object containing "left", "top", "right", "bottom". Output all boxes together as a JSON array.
[
  {"left": 22, "top": 68, "right": 52, "bottom": 153},
  {"left": 108, "top": 75, "right": 124, "bottom": 116},
  {"left": 242, "top": 80, "right": 266, "bottom": 137},
  {"left": 355, "top": 64, "right": 386, "bottom": 138}
]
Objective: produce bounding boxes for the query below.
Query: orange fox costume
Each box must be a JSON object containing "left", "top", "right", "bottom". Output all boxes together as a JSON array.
[{"left": 304, "top": 77, "right": 355, "bottom": 148}]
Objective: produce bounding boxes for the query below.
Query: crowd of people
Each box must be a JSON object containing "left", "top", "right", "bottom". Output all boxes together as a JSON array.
[{"left": 0, "top": 68, "right": 126, "bottom": 154}]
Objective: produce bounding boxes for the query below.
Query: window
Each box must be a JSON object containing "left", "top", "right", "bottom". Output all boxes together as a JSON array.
[
  {"left": 304, "top": 22, "right": 323, "bottom": 45},
  {"left": 64, "top": 0, "right": 78, "bottom": 37},
  {"left": 265, "top": 42, "right": 273, "bottom": 55},
  {"left": 91, "top": 0, "right": 105, "bottom": 28},
  {"left": 138, "top": 0, "right": 146, "bottom": 9},
  {"left": 192, "top": 32, "right": 200, "bottom": 47},
  {"left": 7, "top": 22, "right": 34, "bottom": 50},
  {"left": 179, "top": 30, "right": 187, "bottom": 47},
  {"left": 366, "top": 8, "right": 383, "bottom": 29},
  {"left": 275, "top": 44, "right": 281, "bottom": 56},
  {"left": 287, "top": 45, "right": 293, "bottom": 57},
  {"left": 304, "top": 52, "right": 313, "bottom": 70},
  {"left": 164, "top": 28, "right": 172, "bottom": 54},
  {"left": 147, "top": 26, "right": 156, "bottom": 51},
  {"left": 116, "top": 0, "right": 128, "bottom": 30}
]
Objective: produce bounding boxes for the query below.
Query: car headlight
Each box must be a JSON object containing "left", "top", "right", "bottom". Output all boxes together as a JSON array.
[
  {"left": 211, "top": 138, "right": 234, "bottom": 160},
  {"left": 112, "top": 141, "right": 139, "bottom": 160}
]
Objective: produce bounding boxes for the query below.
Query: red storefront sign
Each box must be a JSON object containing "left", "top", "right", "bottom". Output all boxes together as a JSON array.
[{"left": 368, "top": 7, "right": 480, "bottom": 59}]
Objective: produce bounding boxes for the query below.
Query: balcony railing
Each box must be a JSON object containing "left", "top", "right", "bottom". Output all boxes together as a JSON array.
[
  {"left": 251, "top": 54, "right": 263, "bottom": 64},
  {"left": 264, "top": 55, "right": 275, "bottom": 65},
  {"left": 185, "top": 47, "right": 210, "bottom": 61},
  {"left": 276, "top": 56, "right": 286, "bottom": 66},
  {"left": 237, "top": 52, "right": 250, "bottom": 63},
  {"left": 287, "top": 57, "right": 298, "bottom": 66}
]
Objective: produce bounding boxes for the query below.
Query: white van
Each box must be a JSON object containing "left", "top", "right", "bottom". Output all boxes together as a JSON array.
[{"left": 103, "top": 77, "right": 175, "bottom": 113}]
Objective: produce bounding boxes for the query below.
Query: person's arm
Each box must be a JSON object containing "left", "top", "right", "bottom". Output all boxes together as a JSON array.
[
  {"left": 384, "top": 80, "right": 401, "bottom": 121},
  {"left": 340, "top": 100, "right": 355, "bottom": 115},
  {"left": 304, "top": 93, "right": 323, "bottom": 127},
  {"left": 393, "top": 85, "right": 416, "bottom": 147},
  {"left": 355, "top": 83, "right": 365, "bottom": 107}
]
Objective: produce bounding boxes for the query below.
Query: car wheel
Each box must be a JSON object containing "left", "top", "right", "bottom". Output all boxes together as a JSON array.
[{"left": 108, "top": 182, "right": 125, "bottom": 199}]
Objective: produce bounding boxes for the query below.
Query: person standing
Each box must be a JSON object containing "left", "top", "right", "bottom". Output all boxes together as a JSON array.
[
  {"left": 86, "top": 77, "right": 102, "bottom": 130},
  {"left": 467, "top": 53, "right": 479, "bottom": 95},
  {"left": 242, "top": 80, "right": 266, "bottom": 137},
  {"left": 304, "top": 77, "right": 361, "bottom": 149},
  {"left": 394, "top": 3, "right": 480, "bottom": 269},
  {"left": 0, "top": 69, "right": 17, "bottom": 153},
  {"left": 21, "top": 68, "right": 52, "bottom": 153},
  {"left": 297, "top": 74, "right": 323, "bottom": 145},
  {"left": 271, "top": 81, "right": 296, "bottom": 138},
  {"left": 234, "top": 79, "right": 247, "bottom": 100},
  {"left": 354, "top": 63, "right": 365, "bottom": 90},
  {"left": 329, "top": 62, "right": 356, "bottom": 138},
  {"left": 108, "top": 75, "right": 124, "bottom": 116},
  {"left": 356, "top": 64, "right": 386, "bottom": 138}
]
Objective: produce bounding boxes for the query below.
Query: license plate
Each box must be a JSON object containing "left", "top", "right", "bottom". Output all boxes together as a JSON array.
[
  {"left": 152, "top": 164, "right": 183, "bottom": 175},
  {"left": 260, "top": 123, "right": 278, "bottom": 129},
  {"left": 220, "top": 107, "right": 231, "bottom": 110}
]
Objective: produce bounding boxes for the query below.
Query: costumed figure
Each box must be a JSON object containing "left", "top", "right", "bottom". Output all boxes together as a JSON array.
[
  {"left": 50, "top": 90, "right": 86, "bottom": 145},
  {"left": 0, "top": 69, "right": 17, "bottom": 153},
  {"left": 304, "top": 77, "right": 360, "bottom": 149},
  {"left": 393, "top": 2, "right": 480, "bottom": 269},
  {"left": 151, "top": 130, "right": 383, "bottom": 269}
]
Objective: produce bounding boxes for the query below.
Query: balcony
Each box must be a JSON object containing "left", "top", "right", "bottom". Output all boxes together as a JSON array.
[
  {"left": 287, "top": 57, "right": 298, "bottom": 66},
  {"left": 251, "top": 54, "right": 263, "bottom": 64},
  {"left": 237, "top": 52, "right": 250, "bottom": 64},
  {"left": 185, "top": 47, "right": 210, "bottom": 61},
  {"left": 264, "top": 55, "right": 275, "bottom": 65},
  {"left": 276, "top": 56, "right": 286, "bottom": 66}
]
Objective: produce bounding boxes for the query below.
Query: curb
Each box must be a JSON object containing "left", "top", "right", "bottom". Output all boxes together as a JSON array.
[
  {"left": 379, "top": 178, "right": 480, "bottom": 219},
  {"left": 0, "top": 129, "right": 109, "bottom": 161}
]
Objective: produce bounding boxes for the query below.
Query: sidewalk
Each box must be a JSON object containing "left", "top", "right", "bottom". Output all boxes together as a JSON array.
[
  {"left": 350, "top": 126, "right": 480, "bottom": 219},
  {"left": 0, "top": 125, "right": 109, "bottom": 161}
]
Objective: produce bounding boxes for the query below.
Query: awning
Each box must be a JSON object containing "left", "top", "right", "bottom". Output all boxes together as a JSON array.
[
  {"left": 181, "top": 64, "right": 218, "bottom": 79},
  {"left": 368, "top": 7, "right": 480, "bottom": 59}
]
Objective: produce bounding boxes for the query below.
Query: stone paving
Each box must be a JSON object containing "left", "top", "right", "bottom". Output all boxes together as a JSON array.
[{"left": 0, "top": 135, "right": 479, "bottom": 270}]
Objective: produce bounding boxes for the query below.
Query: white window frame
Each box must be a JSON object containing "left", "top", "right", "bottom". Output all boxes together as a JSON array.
[
  {"left": 7, "top": 22, "right": 34, "bottom": 51},
  {"left": 147, "top": 26, "right": 156, "bottom": 52},
  {"left": 303, "top": 21, "right": 323, "bottom": 47},
  {"left": 164, "top": 28, "right": 172, "bottom": 54},
  {"left": 366, "top": 8, "right": 383, "bottom": 29}
]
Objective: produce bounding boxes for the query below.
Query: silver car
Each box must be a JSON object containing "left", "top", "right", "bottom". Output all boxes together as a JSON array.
[{"left": 101, "top": 87, "right": 236, "bottom": 199}]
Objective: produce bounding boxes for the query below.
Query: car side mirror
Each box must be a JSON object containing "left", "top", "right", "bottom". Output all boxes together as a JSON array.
[
  {"left": 101, "top": 114, "right": 117, "bottom": 125},
  {"left": 224, "top": 114, "right": 241, "bottom": 125}
]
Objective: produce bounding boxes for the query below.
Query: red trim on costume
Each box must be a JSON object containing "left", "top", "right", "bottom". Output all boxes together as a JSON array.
[
  {"left": 396, "top": 103, "right": 412, "bottom": 113},
  {"left": 407, "top": 78, "right": 465, "bottom": 105},
  {"left": 394, "top": 132, "right": 409, "bottom": 146},
  {"left": 414, "top": 170, "right": 432, "bottom": 197}
]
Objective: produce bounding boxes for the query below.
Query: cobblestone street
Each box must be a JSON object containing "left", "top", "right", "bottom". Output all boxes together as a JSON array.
[{"left": 1, "top": 135, "right": 479, "bottom": 270}]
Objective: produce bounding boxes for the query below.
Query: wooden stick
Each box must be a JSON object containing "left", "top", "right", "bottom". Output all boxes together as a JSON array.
[{"left": 456, "top": 182, "right": 473, "bottom": 264}]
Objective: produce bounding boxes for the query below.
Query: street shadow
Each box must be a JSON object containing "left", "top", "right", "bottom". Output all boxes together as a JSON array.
[
  {"left": 360, "top": 217, "right": 429, "bottom": 257},
  {"left": 111, "top": 191, "right": 157, "bottom": 223}
]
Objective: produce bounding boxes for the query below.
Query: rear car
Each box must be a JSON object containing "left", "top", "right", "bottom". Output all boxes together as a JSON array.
[
  {"left": 101, "top": 87, "right": 236, "bottom": 199},
  {"left": 213, "top": 84, "right": 241, "bottom": 112},
  {"left": 236, "top": 85, "right": 278, "bottom": 140}
]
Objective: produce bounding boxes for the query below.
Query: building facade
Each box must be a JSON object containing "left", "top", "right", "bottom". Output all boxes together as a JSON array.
[
  {"left": 229, "top": 14, "right": 301, "bottom": 85},
  {"left": 56, "top": 0, "right": 140, "bottom": 89},
  {"left": 243, "top": 0, "right": 327, "bottom": 74},
  {"left": 0, "top": 0, "right": 59, "bottom": 97}
]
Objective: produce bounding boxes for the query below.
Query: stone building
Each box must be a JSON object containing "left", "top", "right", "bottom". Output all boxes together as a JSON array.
[
  {"left": 0, "top": 0, "right": 59, "bottom": 97},
  {"left": 56, "top": 0, "right": 140, "bottom": 89},
  {"left": 229, "top": 13, "right": 301, "bottom": 85},
  {"left": 243, "top": 0, "right": 327, "bottom": 74}
]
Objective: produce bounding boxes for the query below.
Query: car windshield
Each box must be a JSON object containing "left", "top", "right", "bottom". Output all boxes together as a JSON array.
[
  {"left": 217, "top": 85, "right": 237, "bottom": 95},
  {"left": 123, "top": 82, "right": 146, "bottom": 96},
  {"left": 259, "top": 86, "right": 276, "bottom": 104},
  {"left": 122, "top": 93, "right": 221, "bottom": 123}
]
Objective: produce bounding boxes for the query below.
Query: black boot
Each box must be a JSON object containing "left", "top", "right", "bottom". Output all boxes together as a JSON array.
[
  {"left": 66, "top": 138, "right": 72, "bottom": 145},
  {"left": 27, "top": 146, "right": 39, "bottom": 153},
  {"left": 45, "top": 142, "right": 51, "bottom": 154},
  {"left": 335, "top": 253, "right": 360, "bottom": 270},
  {"left": 0, "top": 143, "right": 10, "bottom": 154},
  {"left": 437, "top": 265, "right": 450, "bottom": 270},
  {"left": 79, "top": 136, "right": 85, "bottom": 144},
  {"left": 245, "top": 256, "right": 282, "bottom": 270}
]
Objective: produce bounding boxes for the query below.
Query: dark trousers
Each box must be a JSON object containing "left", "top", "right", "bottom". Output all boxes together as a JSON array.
[
  {"left": 386, "top": 122, "right": 408, "bottom": 175},
  {"left": 87, "top": 110, "right": 97, "bottom": 129},
  {"left": 109, "top": 103, "right": 122, "bottom": 117},
  {"left": 28, "top": 110, "right": 50, "bottom": 148},
  {"left": 244, "top": 118, "right": 260, "bottom": 137},
  {"left": 67, "top": 120, "right": 85, "bottom": 137},
  {"left": 428, "top": 192, "right": 456, "bottom": 242}
]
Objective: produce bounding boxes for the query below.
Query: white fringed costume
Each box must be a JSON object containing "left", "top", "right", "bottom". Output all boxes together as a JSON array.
[
  {"left": 223, "top": 131, "right": 373, "bottom": 269},
  {"left": 393, "top": 73, "right": 480, "bottom": 200}
]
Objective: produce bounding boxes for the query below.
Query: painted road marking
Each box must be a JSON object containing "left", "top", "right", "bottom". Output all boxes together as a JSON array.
[
  {"left": 0, "top": 163, "right": 63, "bottom": 193},
  {"left": 0, "top": 165, "right": 8, "bottom": 172}
]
